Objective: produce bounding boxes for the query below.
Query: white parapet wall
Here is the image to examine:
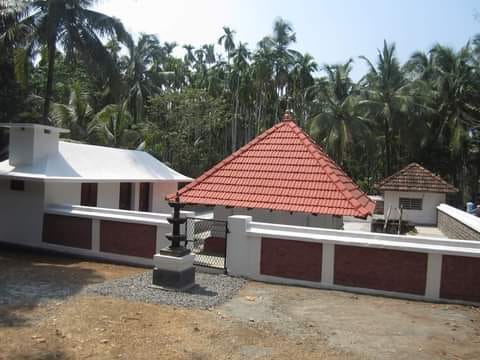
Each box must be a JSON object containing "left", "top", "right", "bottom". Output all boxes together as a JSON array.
[
  {"left": 1, "top": 203, "right": 194, "bottom": 267},
  {"left": 437, "top": 204, "right": 480, "bottom": 240},
  {"left": 227, "top": 215, "right": 480, "bottom": 305}
]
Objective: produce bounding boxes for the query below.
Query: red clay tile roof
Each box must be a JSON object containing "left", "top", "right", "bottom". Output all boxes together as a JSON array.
[
  {"left": 376, "top": 163, "right": 458, "bottom": 193},
  {"left": 167, "top": 113, "right": 375, "bottom": 218}
]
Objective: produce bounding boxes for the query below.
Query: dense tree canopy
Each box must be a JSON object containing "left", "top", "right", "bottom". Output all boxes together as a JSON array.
[{"left": 2, "top": 0, "right": 480, "bottom": 206}]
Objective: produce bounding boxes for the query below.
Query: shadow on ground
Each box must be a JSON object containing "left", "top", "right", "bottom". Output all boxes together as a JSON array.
[{"left": 0, "top": 246, "right": 106, "bottom": 327}]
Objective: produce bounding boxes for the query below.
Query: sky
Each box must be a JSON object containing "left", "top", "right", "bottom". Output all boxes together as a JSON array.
[{"left": 94, "top": 0, "right": 480, "bottom": 79}]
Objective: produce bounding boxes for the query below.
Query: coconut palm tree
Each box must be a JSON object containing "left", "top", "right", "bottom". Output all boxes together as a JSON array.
[
  {"left": 218, "top": 26, "right": 236, "bottom": 63},
  {"left": 91, "top": 99, "right": 141, "bottom": 148},
  {"left": 50, "top": 81, "right": 95, "bottom": 141},
  {"left": 429, "top": 44, "right": 480, "bottom": 139},
  {"left": 163, "top": 41, "right": 177, "bottom": 56},
  {"left": 230, "top": 41, "right": 250, "bottom": 151},
  {"left": 309, "top": 60, "right": 367, "bottom": 165},
  {"left": 13, "top": 0, "right": 130, "bottom": 124},
  {"left": 427, "top": 44, "right": 480, "bottom": 196},
  {"left": 359, "top": 40, "right": 412, "bottom": 175},
  {"left": 202, "top": 43, "right": 216, "bottom": 66},
  {"left": 183, "top": 44, "right": 196, "bottom": 66},
  {"left": 0, "top": 0, "right": 32, "bottom": 46},
  {"left": 260, "top": 18, "right": 298, "bottom": 118},
  {"left": 290, "top": 53, "right": 317, "bottom": 123},
  {"left": 124, "top": 33, "right": 164, "bottom": 123}
]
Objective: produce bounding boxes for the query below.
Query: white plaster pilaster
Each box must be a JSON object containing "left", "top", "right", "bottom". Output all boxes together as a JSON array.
[
  {"left": 425, "top": 253, "right": 443, "bottom": 299},
  {"left": 132, "top": 183, "right": 140, "bottom": 211},
  {"left": 321, "top": 243, "right": 335, "bottom": 285},
  {"left": 91, "top": 219, "right": 100, "bottom": 252},
  {"left": 227, "top": 215, "right": 252, "bottom": 276}
]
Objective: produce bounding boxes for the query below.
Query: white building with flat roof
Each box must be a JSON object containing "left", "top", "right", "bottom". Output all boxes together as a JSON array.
[{"left": 0, "top": 123, "right": 191, "bottom": 247}]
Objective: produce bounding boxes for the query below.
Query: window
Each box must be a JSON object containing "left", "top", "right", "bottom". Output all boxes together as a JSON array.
[
  {"left": 399, "top": 197, "right": 423, "bottom": 210},
  {"left": 10, "top": 180, "right": 24, "bottom": 191},
  {"left": 81, "top": 183, "right": 98, "bottom": 207},
  {"left": 139, "top": 182, "right": 150, "bottom": 212},
  {"left": 119, "top": 183, "right": 132, "bottom": 210}
]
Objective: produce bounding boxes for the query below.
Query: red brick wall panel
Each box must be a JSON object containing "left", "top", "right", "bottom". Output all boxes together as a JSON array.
[
  {"left": 100, "top": 220, "right": 156, "bottom": 258},
  {"left": 440, "top": 255, "right": 480, "bottom": 302},
  {"left": 260, "top": 237, "right": 322, "bottom": 282},
  {"left": 334, "top": 245, "right": 427, "bottom": 295},
  {"left": 43, "top": 214, "right": 92, "bottom": 249}
]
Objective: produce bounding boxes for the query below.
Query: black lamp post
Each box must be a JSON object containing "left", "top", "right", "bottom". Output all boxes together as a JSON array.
[
  {"left": 153, "top": 192, "right": 195, "bottom": 289},
  {"left": 160, "top": 193, "right": 190, "bottom": 257}
]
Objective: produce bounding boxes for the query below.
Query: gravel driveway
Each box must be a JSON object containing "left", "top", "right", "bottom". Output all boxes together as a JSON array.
[{"left": 83, "top": 271, "right": 246, "bottom": 309}]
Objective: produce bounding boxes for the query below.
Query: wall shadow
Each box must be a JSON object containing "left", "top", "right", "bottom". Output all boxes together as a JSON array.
[{"left": 0, "top": 246, "right": 106, "bottom": 328}]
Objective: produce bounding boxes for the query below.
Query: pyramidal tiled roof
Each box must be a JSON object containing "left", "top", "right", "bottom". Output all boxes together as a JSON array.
[
  {"left": 376, "top": 163, "right": 458, "bottom": 193},
  {"left": 168, "top": 113, "right": 375, "bottom": 218}
]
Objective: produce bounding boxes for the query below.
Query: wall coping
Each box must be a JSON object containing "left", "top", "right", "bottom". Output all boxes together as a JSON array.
[
  {"left": 244, "top": 218, "right": 480, "bottom": 257},
  {"left": 44, "top": 204, "right": 182, "bottom": 226},
  {"left": 437, "top": 204, "right": 480, "bottom": 233}
]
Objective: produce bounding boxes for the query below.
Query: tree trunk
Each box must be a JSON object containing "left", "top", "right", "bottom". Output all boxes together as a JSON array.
[
  {"left": 43, "top": 36, "right": 57, "bottom": 124},
  {"left": 384, "top": 117, "right": 392, "bottom": 176},
  {"left": 232, "top": 74, "right": 240, "bottom": 152}
]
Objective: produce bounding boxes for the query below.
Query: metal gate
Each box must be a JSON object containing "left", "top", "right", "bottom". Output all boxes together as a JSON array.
[{"left": 185, "top": 217, "right": 228, "bottom": 270}]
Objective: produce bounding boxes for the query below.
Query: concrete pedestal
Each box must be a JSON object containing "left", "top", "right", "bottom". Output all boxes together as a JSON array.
[{"left": 152, "top": 253, "right": 195, "bottom": 290}]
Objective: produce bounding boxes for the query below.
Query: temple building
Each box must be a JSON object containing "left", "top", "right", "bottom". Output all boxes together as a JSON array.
[{"left": 168, "top": 112, "right": 375, "bottom": 230}]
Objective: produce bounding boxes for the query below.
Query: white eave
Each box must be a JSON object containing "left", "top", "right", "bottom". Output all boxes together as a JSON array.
[{"left": 0, "top": 141, "right": 192, "bottom": 183}]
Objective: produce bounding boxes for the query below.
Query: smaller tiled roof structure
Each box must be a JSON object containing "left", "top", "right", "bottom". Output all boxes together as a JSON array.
[
  {"left": 167, "top": 112, "right": 375, "bottom": 218},
  {"left": 376, "top": 163, "right": 457, "bottom": 193}
]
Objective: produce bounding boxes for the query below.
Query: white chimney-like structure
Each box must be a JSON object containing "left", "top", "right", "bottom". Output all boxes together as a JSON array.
[{"left": 0, "top": 124, "right": 69, "bottom": 166}]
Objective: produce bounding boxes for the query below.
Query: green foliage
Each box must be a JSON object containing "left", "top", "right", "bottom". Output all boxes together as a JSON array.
[
  {"left": 91, "top": 100, "right": 141, "bottom": 149},
  {"left": 2, "top": 6, "right": 480, "bottom": 204},
  {"left": 144, "top": 89, "right": 231, "bottom": 177}
]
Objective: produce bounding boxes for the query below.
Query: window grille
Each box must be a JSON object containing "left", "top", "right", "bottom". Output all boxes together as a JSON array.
[{"left": 399, "top": 197, "right": 422, "bottom": 210}]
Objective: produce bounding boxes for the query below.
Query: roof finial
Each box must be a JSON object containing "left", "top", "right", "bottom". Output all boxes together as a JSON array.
[{"left": 281, "top": 110, "right": 295, "bottom": 122}]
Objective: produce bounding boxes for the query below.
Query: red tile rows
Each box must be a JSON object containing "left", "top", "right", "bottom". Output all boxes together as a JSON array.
[
  {"left": 168, "top": 113, "right": 375, "bottom": 218},
  {"left": 376, "top": 163, "right": 457, "bottom": 193}
]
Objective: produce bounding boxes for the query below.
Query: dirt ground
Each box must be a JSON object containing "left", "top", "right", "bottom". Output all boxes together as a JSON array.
[{"left": 1, "top": 248, "right": 480, "bottom": 360}]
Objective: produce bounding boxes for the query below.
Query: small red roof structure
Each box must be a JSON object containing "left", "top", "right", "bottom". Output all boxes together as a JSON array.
[
  {"left": 376, "top": 163, "right": 458, "bottom": 193},
  {"left": 168, "top": 112, "right": 375, "bottom": 218}
]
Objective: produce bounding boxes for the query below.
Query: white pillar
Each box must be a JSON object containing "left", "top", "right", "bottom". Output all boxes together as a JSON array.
[
  {"left": 321, "top": 243, "right": 335, "bottom": 285},
  {"left": 91, "top": 219, "right": 100, "bottom": 252},
  {"left": 227, "top": 215, "right": 252, "bottom": 276},
  {"left": 425, "top": 253, "right": 443, "bottom": 299},
  {"left": 132, "top": 183, "right": 140, "bottom": 211}
]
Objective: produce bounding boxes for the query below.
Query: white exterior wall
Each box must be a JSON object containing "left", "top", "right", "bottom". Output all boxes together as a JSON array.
[
  {"left": 226, "top": 215, "right": 480, "bottom": 305},
  {"left": 384, "top": 191, "right": 446, "bottom": 225},
  {"left": 8, "top": 127, "right": 35, "bottom": 165},
  {"left": 44, "top": 182, "right": 120, "bottom": 209},
  {"left": 97, "top": 183, "right": 120, "bottom": 209},
  {"left": 42, "top": 181, "right": 180, "bottom": 212},
  {"left": 44, "top": 182, "right": 81, "bottom": 205},
  {"left": 151, "top": 182, "right": 178, "bottom": 213},
  {"left": 214, "top": 206, "right": 343, "bottom": 229},
  {"left": 0, "top": 179, "right": 45, "bottom": 246},
  {"left": 8, "top": 126, "right": 60, "bottom": 166},
  {"left": 32, "top": 126, "right": 60, "bottom": 163}
]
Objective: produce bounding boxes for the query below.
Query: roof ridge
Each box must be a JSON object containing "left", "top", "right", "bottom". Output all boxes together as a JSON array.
[
  {"left": 174, "top": 122, "right": 285, "bottom": 198},
  {"left": 284, "top": 121, "right": 370, "bottom": 214},
  {"left": 415, "top": 163, "right": 456, "bottom": 188},
  {"left": 376, "top": 162, "right": 457, "bottom": 193},
  {"left": 169, "top": 118, "right": 375, "bottom": 218}
]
